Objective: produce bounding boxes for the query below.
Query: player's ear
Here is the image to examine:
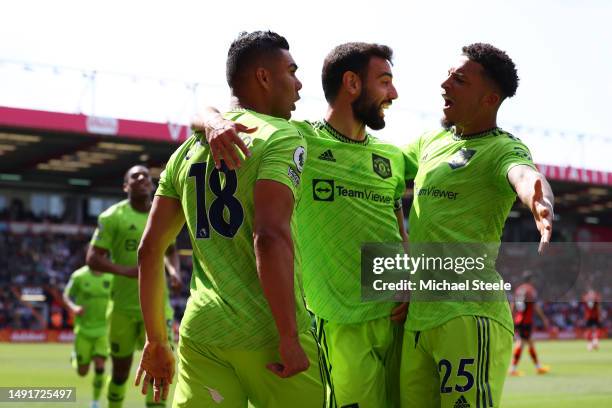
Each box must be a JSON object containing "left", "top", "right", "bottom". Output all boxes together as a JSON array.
[
  {"left": 342, "top": 71, "right": 361, "bottom": 99},
  {"left": 255, "top": 67, "right": 271, "bottom": 91},
  {"left": 122, "top": 182, "right": 129, "bottom": 194},
  {"left": 482, "top": 91, "right": 501, "bottom": 108}
]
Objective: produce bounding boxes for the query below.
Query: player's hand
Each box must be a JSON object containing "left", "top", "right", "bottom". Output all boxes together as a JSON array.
[
  {"left": 530, "top": 179, "right": 553, "bottom": 254},
  {"left": 266, "top": 335, "right": 309, "bottom": 378},
  {"left": 73, "top": 305, "right": 84, "bottom": 316},
  {"left": 192, "top": 118, "right": 255, "bottom": 170},
  {"left": 135, "top": 340, "right": 175, "bottom": 403},
  {"left": 390, "top": 302, "right": 408, "bottom": 323}
]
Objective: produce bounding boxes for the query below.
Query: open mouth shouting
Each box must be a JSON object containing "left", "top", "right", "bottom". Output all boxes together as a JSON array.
[{"left": 442, "top": 94, "right": 454, "bottom": 111}]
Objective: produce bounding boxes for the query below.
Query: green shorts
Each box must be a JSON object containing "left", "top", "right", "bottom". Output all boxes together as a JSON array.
[
  {"left": 400, "top": 315, "right": 512, "bottom": 408},
  {"left": 109, "top": 308, "right": 173, "bottom": 358},
  {"left": 173, "top": 329, "right": 332, "bottom": 408},
  {"left": 74, "top": 333, "right": 109, "bottom": 366},
  {"left": 317, "top": 315, "right": 404, "bottom": 408}
]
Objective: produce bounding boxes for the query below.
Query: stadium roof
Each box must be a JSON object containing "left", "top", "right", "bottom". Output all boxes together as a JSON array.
[
  {"left": 0, "top": 106, "right": 189, "bottom": 194},
  {"left": 1, "top": 106, "right": 612, "bottom": 224}
]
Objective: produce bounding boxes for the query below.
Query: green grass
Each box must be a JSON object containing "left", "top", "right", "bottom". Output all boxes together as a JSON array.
[
  {"left": 1, "top": 340, "right": 611, "bottom": 407},
  {"left": 501, "top": 340, "right": 612, "bottom": 407},
  {"left": 0, "top": 343, "right": 175, "bottom": 408}
]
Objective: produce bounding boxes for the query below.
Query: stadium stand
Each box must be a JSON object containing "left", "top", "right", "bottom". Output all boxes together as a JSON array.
[{"left": 0, "top": 107, "right": 610, "bottom": 341}]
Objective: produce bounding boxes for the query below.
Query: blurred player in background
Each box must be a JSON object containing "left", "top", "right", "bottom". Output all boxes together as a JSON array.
[
  {"left": 87, "top": 165, "right": 181, "bottom": 408},
  {"left": 510, "top": 272, "right": 550, "bottom": 376},
  {"left": 400, "top": 43, "right": 554, "bottom": 407},
  {"left": 583, "top": 287, "right": 602, "bottom": 351},
  {"left": 63, "top": 263, "right": 113, "bottom": 408},
  {"left": 135, "top": 31, "right": 329, "bottom": 407},
  {"left": 194, "top": 42, "right": 408, "bottom": 407}
]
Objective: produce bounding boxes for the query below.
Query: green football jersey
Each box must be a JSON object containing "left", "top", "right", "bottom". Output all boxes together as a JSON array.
[
  {"left": 292, "top": 120, "right": 407, "bottom": 324},
  {"left": 90, "top": 199, "right": 172, "bottom": 317},
  {"left": 64, "top": 266, "right": 113, "bottom": 338},
  {"left": 402, "top": 127, "right": 536, "bottom": 333},
  {"left": 156, "top": 108, "right": 311, "bottom": 350}
]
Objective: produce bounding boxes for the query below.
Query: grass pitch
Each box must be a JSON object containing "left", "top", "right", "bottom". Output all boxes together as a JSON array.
[{"left": 0, "top": 340, "right": 611, "bottom": 407}]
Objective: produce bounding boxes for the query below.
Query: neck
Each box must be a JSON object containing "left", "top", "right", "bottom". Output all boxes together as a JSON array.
[
  {"left": 231, "top": 93, "right": 272, "bottom": 117},
  {"left": 129, "top": 196, "right": 151, "bottom": 213},
  {"left": 454, "top": 116, "right": 497, "bottom": 137},
  {"left": 325, "top": 104, "right": 367, "bottom": 142}
]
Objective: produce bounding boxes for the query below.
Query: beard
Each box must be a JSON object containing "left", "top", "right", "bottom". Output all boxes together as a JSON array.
[
  {"left": 440, "top": 116, "right": 454, "bottom": 130},
  {"left": 352, "top": 88, "right": 387, "bottom": 130}
]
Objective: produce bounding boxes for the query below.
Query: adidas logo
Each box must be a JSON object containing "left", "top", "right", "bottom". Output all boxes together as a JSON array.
[
  {"left": 318, "top": 149, "right": 336, "bottom": 162},
  {"left": 454, "top": 395, "right": 470, "bottom": 408}
]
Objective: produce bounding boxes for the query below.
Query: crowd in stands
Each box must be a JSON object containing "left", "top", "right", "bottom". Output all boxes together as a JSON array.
[
  {"left": 0, "top": 229, "right": 192, "bottom": 331},
  {"left": 0, "top": 226, "right": 609, "bottom": 333}
]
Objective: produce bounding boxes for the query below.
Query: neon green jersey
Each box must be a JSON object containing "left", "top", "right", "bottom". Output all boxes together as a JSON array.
[
  {"left": 156, "top": 109, "right": 311, "bottom": 350},
  {"left": 293, "top": 120, "right": 407, "bottom": 323},
  {"left": 64, "top": 266, "right": 112, "bottom": 338},
  {"left": 90, "top": 199, "right": 172, "bottom": 317},
  {"left": 402, "top": 128, "right": 536, "bottom": 333}
]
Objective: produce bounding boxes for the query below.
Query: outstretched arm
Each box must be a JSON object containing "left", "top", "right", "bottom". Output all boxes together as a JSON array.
[{"left": 508, "top": 165, "right": 554, "bottom": 254}]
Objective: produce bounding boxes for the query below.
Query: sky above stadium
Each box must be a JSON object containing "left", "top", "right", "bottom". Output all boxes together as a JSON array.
[{"left": 1, "top": 0, "right": 611, "bottom": 170}]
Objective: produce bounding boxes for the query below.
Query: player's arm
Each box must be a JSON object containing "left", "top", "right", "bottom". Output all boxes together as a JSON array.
[
  {"left": 87, "top": 214, "right": 138, "bottom": 278},
  {"left": 254, "top": 179, "right": 309, "bottom": 378},
  {"left": 191, "top": 106, "right": 255, "bottom": 170},
  {"left": 163, "top": 244, "right": 182, "bottom": 291},
  {"left": 86, "top": 246, "right": 138, "bottom": 278},
  {"left": 62, "top": 277, "right": 83, "bottom": 316},
  {"left": 508, "top": 165, "right": 554, "bottom": 253},
  {"left": 135, "top": 195, "right": 185, "bottom": 402}
]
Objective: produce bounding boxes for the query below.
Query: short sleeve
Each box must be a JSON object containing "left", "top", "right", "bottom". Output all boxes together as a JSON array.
[
  {"left": 496, "top": 137, "right": 537, "bottom": 194},
  {"left": 90, "top": 211, "right": 115, "bottom": 251},
  {"left": 156, "top": 149, "right": 181, "bottom": 200},
  {"left": 257, "top": 127, "right": 307, "bottom": 200}
]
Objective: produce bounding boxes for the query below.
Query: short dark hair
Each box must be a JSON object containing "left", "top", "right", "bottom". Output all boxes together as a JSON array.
[
  {"left": 226, "top": 31, "right": 290, "bottom": 89},
  {"left": 124, "top": 165, "right": 148, "bottom": 183},
  {"left": 322, "top": 42, "right": 393, "bottom": 103},
  {"left": 462, "top": 43, "right": 519, "bottom": 99}
]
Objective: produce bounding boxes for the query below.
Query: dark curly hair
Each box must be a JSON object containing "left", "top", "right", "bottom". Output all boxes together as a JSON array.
[
  {"left": 226, "top": 31, "right": 290, "bottom": 89},
  {"left": 322, "top": 42, "right": 393, "bottom": 103},
  {"left": 462, "top": 43, "right": 519, "bottom": 99}
]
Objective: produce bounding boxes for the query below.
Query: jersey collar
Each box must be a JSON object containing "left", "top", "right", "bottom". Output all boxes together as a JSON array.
[
  {"left": 315, "top": 120, "right": 370, "bottom": 146},
  {"left": 451, "top": 126, "right": 502, "bottom": 141}
]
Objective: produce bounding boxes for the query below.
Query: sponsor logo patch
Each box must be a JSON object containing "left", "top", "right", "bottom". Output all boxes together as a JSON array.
[{"left": 313, "top": 179, "right": 334, "bottom": 201}]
